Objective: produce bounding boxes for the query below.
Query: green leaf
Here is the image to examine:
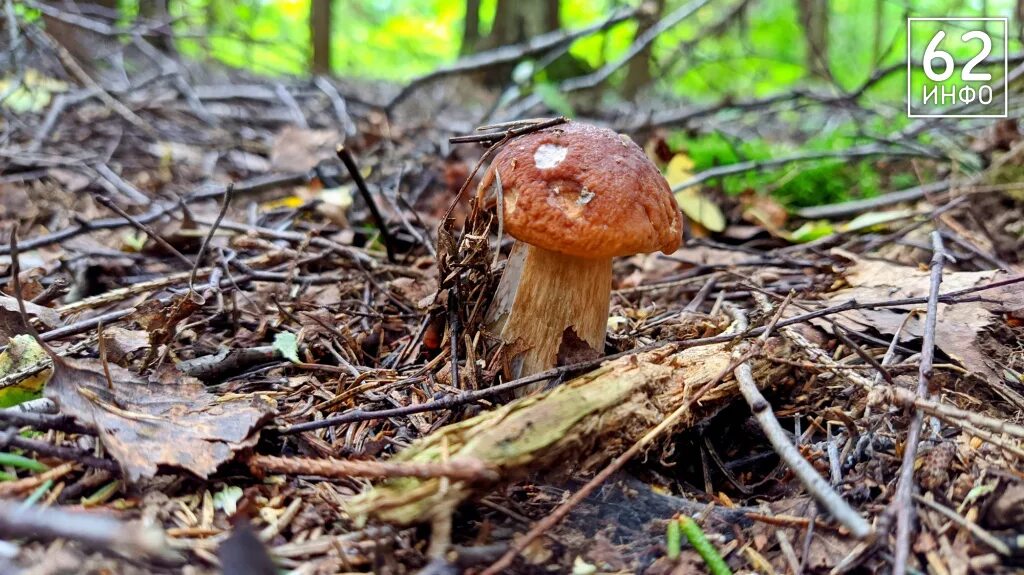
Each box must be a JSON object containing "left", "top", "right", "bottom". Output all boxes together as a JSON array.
[
  {"left": 0, "top": 452, "right": 48, "bottom": 472},
  {"left": 666, "top": 517, "right": 682, "bottom": 560},
  {"left": 534, "top": 83, "right": 574, "bottom": 117},
  {"left": 963, "top": 482, "right": 997, "bottom": 506},
  {"left": 679, "top": 516, "right": 733, "bottom": 575},
  {"left": 840, "top": 209, "right": 914, "bottom": 233},
  {"left": 21, "top": 479, "right": 53, "bottom": 508},
  {"left": 213, "top": 485, "right": 244, "bottom": 515},
  {"left": 789, "top": 221, "right": 834, "bottom": 243},
  {"left": 274, "top": 332, "right": 300, "bottom": 363}
]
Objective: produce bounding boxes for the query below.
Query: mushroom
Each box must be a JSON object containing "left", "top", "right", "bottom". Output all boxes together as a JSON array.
[{"left": 479, "top": 122, "right": 682, "bottom": 393}]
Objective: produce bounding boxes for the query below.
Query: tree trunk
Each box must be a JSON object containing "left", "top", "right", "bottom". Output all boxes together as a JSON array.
[
  {"left": 485, "top": 0, "right": 559, "bottom": 48},
  {"left": 797, "top": 0, "right": 830, "bottom": 79},
  {"left": 476, "top": 0, "right": 560, "bottom": 84},
  {"left": 311, "top": 0, "right": 332, "bottom": 75},
  {"left": 621, "top": 0, "right": 665, "bottom": 99},
  {"left": 460, "top": 0, "right": 482, "bottom": 56}
]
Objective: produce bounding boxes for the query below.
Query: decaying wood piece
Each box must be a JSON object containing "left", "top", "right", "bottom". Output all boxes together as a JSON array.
[{"left": 347, "top": 321, "right": 793, "bottom": 526}]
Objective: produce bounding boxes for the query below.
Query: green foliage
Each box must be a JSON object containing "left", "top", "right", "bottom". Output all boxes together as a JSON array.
[
  {"left": 0, "top": 452, "right": 48, "bottom": 473},
  {"left": 678, "top": 516, "right": 733, "bottom": 575},
  {"left": 274, "top": 331, "right": 301, "bottom": 363}
]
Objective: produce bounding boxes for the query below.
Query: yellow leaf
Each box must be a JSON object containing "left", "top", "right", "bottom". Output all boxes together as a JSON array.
[
  {"left": 0, "top": 335, "right": 52, "bottom": 408},
  {"left": 261, "top": 195, "right": 305, "bottom": 210},
  {"left": 665, "top": 153, "right": 726, "bottom": 233},
  {"left": 0, "top": 69, "right": 68, "bottom": 114},
  {"left": 675, "top": 189, "right": 726, "bottom": 232},
  {"left": 664, "top": 154, "right": 696, "bottom": 189}
]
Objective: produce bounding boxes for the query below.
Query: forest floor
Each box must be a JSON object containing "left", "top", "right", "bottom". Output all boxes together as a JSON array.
[{"left": 2, "top": 8, "right": 1024, "bottom": 575}]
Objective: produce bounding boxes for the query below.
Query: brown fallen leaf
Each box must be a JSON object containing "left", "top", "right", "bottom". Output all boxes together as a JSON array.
[
  {"left": 0, "top": 294, "right": 61, "bottom": 329},
  {"left": 270, "top": 126, "right": 340, "bottom": 173},
  {"left": 0, "top": 302, "right": 274, "bottom": 481},
  {"left": 99, "top": 327, "right": 151, "bottom": 366},
  {"left": 818, "top": 256, "right": 1024, "bottom": 391},
  {"left": 43, "top": 356, "right": 274, "bottom": 481}
]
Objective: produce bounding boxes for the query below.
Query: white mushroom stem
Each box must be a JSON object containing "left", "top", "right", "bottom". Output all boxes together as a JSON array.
[{"left": 499, "top": 245, "right": 612, "bottom": 395}]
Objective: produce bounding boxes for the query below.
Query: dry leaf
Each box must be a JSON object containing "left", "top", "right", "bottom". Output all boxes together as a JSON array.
[
  {"left": 270, "top": 126, "right": 340, "bottom": 172},
  {"left": 44, "top": 356, "right": 274, "bottom": 481},
  {"left": 0, "top": 295, "right": 61, "bottom": 329},
  {"left": 0, "top": 302, "right": 274, "bottom": 480},
  {"left": 818, "top": 256, "right": 1024, "bottom": 388},
  {"left": 665, "top": 154, "right": 726, "bottom": 233}
]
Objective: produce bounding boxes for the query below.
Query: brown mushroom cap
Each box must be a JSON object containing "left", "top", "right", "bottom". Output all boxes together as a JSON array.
[{"left": 479, "top": 121, "right": 682, "bottom": 259}]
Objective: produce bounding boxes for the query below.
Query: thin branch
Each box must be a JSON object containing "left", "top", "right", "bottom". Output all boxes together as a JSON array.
[
  {"left": 734, "top": 341, "right": 871, "bottom": 538},
  {"left": 336, "top": 145, "right": 397, "bottom": 263},
  {"left": 670, "top": 144, "right": 939, "bottom": 193},
  {"left": 93, "top": 195, "right": 195, "bottom": 268},
  {"left": 0, "top": 498, "right": 175, "bottom": 560},
  {"left": 248, "top": 453, "right": 497, "bottom": 482},
  {"left": 892, "top": 231, "right": 949, "bottom": 575},
  {"left": 281, "top": 270, "right": 1024, "bottom": 434},
  {"left": 189, "top": 183, "right": 233, "bottom": 292}
]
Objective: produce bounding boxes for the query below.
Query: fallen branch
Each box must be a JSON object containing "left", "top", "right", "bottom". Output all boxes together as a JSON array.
[
  {"left": 347, "top": 316, "right": 794, "bottom": 529},
  {"left": 499, "top": 0, "right": 711, "bottom": 119}
]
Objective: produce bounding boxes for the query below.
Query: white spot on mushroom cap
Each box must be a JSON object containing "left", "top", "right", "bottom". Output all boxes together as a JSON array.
[{"left": 534, "top": 144, "right": 568, "bottom": 169}]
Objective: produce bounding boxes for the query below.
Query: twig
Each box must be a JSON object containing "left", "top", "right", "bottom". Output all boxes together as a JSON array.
[
  {"left": 448, "top": 116, "right": 567, "bottom": 145},
  {"left": 0, "top": 172, "right": 308, "bottom": 255},
  {"left": 3, "top": 434, "right": 119, "bottom": 472},
  {"left": 93, "top": 194, "right": 195, "bottom": 268},
  {"left": 29, "top": 24, "right": 157, "bottom": 138},
  {"left": 0, "top": 398, "right": 56, "bottom": 415},
  {"left": 94, "top": 163, "right": 151, "bottom": 205},
  {"left": 281, "top": 270, "right": 1024, "bottom": 434},
  {"left": 499, "top": 0, "right": 712, "bottom": 118},
  {"left": 891, "top": 231, "right": 948, "bottom": 575},
  {"left": 336, "top": 145, "right": 397, "bottom": 263},
  {"left": 670, "top": 144, "right": 935, "bottom": 193},
  {"left": 313, "top": 76, "right": 357, "bottom": 137},
  {"left": 189, "top": 183, "right": 233, "bottom": 292},
  {"left": 796, "top": 180, "right": 951, "bottom": 220},
  {"left": 873, "top": 386, "right": 1024, "bottom": 441},
  {"left": 0, "top": 409, "right": 91, "bottom": 434},
  {"left": 248, "top": 453, "right": 498, "bottom": 482},
  {"left": 0, "top": 497, "right": 174, "bottom": 560},
  {"left": 734, "top": 328, "right": 871, "bottom": 537},
  {"left": 912, "top": 494, "right": 1009, "bottom": 555}
]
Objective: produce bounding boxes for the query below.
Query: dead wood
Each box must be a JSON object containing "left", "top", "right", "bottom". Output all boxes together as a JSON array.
[{"left": 348, "top": 321, "right": 793, "bottom": 525}]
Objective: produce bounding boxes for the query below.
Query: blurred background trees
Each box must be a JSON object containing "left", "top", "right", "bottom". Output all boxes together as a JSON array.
[
  {"left": 15, "top": 0, "right": 1022, "bottom": 208},
  {"left": 27, "top": 0, "right": 1021, "bottom": 101}
]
